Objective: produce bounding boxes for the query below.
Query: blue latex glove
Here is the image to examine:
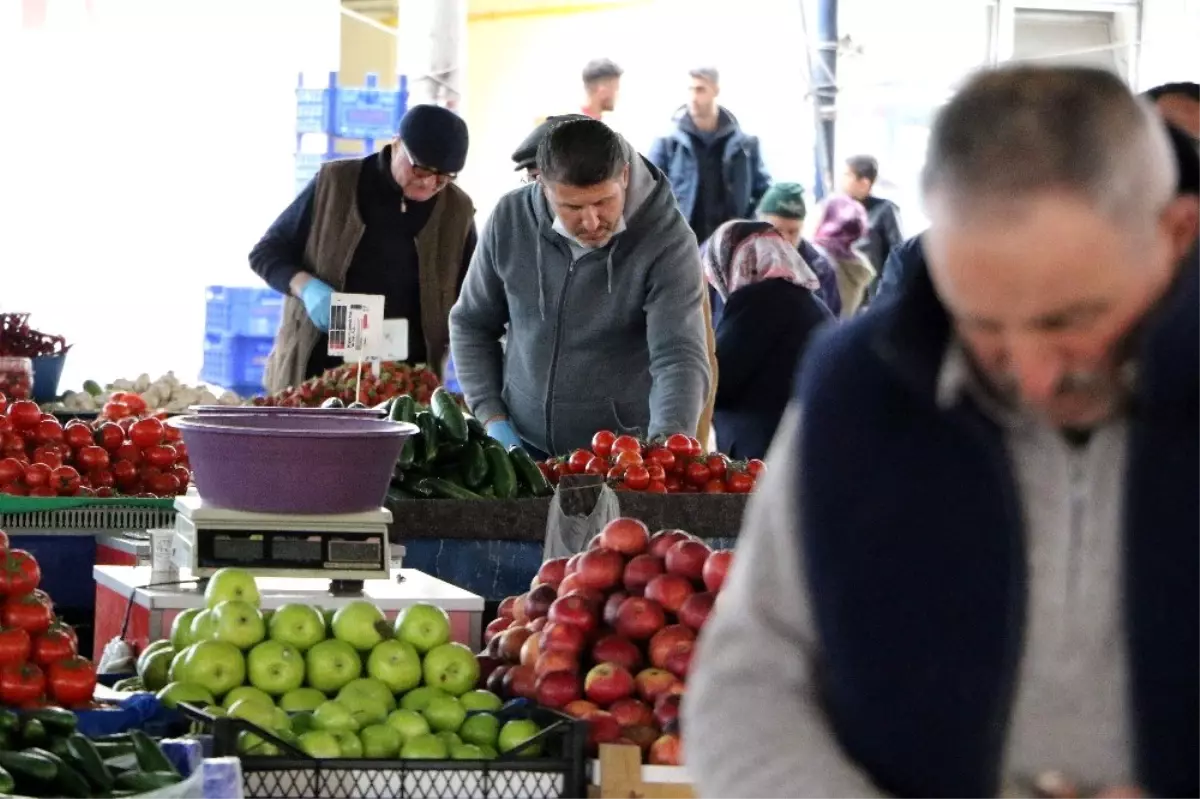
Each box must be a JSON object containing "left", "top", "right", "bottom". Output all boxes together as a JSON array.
[
  {"left": 300, "top": 278, "right": 334, "bottom": 331},
  {"left": 485, "top": 419, "right": 523, "bottom": 451}
]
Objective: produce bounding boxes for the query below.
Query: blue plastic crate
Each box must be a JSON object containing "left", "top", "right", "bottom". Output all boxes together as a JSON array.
[
  {"left": 201, "top": 333, "right": 274, "bottom": 392},
  {"left": 204, "top": 286, "right": 283, "bottom": 338}
]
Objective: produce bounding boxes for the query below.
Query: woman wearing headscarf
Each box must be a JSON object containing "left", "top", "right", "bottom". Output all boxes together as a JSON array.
[
  {"left": 813, "top": 195, "right": 876, "bottom": 317},
  {"left": 703, "top": 220, "right": 833, "bottom": 460}
]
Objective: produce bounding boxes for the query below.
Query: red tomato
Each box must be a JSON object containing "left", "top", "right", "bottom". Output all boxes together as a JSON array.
[
  {"left": 39, "top": 413, "right": 56, "bottom": 423},
  {"left": 117, "top": 417, "right": 137, "bottom": 434},
  {"left": 31, "top": 447, "right": 63, "bottom": 469},
  {"left": 1, "top": 484, "right": 26, "bottom": 496},
  {"left": 704, "top": 479, "right": 727, "bottom": 494},
  {"left": 685, "top": 460, "right": 712, "bottom": 487},
  {"left": 50, "top": 466, "right": 81, "bottom": 496},
  {"left": 2, "top": 595, "right": 52, "bottom": 636},
  {"left": 0, "top": 550, "right": 40, "bottom": 597},
  {"left": 74, "top": 486, "right": 95, "bottom": 498},
  {"left": 113, "top": 442, "right": 141, "bottom": 464},
  {"left": 0, "top": 458, "right": 21, "bottom": 486},
  {"left": 31, "top": 627, "right": 76, "bottom": 667},
  {"left": 33, "top": 420, "right": 63, "bottom": 445},
  {"left": 170, "top": 466, "right": 190, "bottom": 493},
  {"left": 686, "top": 437, "right": 704, "bottom": 457},
  {"left": 7, "top": 401, "right": 41, "bottom": 430},
  {"left": 138, "top": 466, "right": 163, "bottom": 486},
  {"left": 0, "top": 417, "right": 9, "bottom": 436},
  {"left": 143, "top": 445, "right": 177, "bottom": 469},
  {"left": 48, "top": 656, "right": 96, "bottom": 708},
  {"left": 606, "top": 465, "right": 626, "bottom": 481},
  {"left": 101, "top": 401, "right": 131, "bottom": 421},
  {"left": 645, "top": 446, "right": 676, "bottom": 471},
  {"left": 146, "top": 472, "right": 181, "bottom": 497},
  {"left": 664, "top": 475, "right": 683, "bottom": 493},
  {"left": 0, "top": 663, "right": 45, "bottom": 706},
  {"left": 584, "top": 456, "right": 608, "bottom": 477},
  {"left": 172, "top": 442, "right": 188, "bottom": 463},
  {"left": 664, "top": 433, "right": 693, "bottom": 459},
  {"left": 0, "top": 392, "right": 5, "bottom": 415},
  {"left": 590, "top": 430, "right": 616, "bottom": 459},
  {"left": 612, "top": 450, "right": 643, "bottom": 469},
  {"left": 538, "top": 461, "right": 557, "bottom": 486},
  {"left": 705, "top": 454, "right": 729, "bottom": 481},
  {"left": 89, "top": 469, "right": 115, "bottom": 490},
  {"left": 746, "top": 459, "right": 766, "bottom": 478},
  {"left": 93, "top": 423, "right": 124, "bottom": 452},
  {"left": 128, "top": 418, "right": 165, "bottom": 450},
  {"left": 611, "top": 435, "right": 642, "bottom": 455},
  {"left": 163, "top": 423, "right": 182, "bottom": 444},
  {"left": 726, "top": 470, "right": 755, "bottom": 494},
  {"left": 28, "top": 487, "right": 56, "bottom": 497},
  {"left": 62, "top": 423, "right": 93, "bottom": 450},
  {"left": 623, "top": 464, "right": 651, "bottom": 491},
  {"left": 112, "top": 460, "right": 138, "bottom": 489},
  {"left": 646, "top": 480, "right": 668, "bottom": 494},
  {"left": 22, "top": 463, "right": 52, "bottom": 489},
  {"left": 94, "top": 487, "right": 115, "bottom": 498},
  {"left": 121, "top": 393, "right": 148, "bottom": 416},
  {"left": 75, "top": 446, "right": 110, "bottom": 472},
  {"left": 646, "top": 463, "right": 666, "bottom": 482},
  {"left": 567, "top": 449, "right": 593, "bottom": 475},
  {"left": 0, "top": 627, "right": 31, "bottom": 667}
]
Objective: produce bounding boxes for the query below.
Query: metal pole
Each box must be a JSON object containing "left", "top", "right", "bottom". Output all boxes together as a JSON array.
[{"left": 811, "top": 0, "right": 838, "bottom": 200}]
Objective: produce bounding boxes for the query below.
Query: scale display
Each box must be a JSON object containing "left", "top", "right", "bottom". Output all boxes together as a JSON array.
[{"left": 195, "top": 529, "right": 386, "bottom": 573}]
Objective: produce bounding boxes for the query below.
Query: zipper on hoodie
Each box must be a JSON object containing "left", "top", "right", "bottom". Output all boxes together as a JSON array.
[
  {"left": 1064, "top": 445, "right": 1087, "bottom": 618},
  {"left": 543, "top": 256, "right": 580, "bottom": 454}
]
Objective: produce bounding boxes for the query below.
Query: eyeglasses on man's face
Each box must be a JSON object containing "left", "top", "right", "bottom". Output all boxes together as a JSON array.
[{"left": 402, "top": 144, "right": 457, "bottom": 183}]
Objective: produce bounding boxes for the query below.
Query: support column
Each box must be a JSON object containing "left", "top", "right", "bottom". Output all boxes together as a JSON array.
[
  {"left": 397, "top": 0, "right": 466, "bottom": 110},
  {"left": 810, "top": 0, "right": 838, "bottom": 199}
]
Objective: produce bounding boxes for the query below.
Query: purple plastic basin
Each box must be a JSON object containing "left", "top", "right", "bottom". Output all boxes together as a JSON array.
[
  {"left": 189, "top": 405, "right": 388, "bottom": 419},
  {"left": 168, "top": 414, "right": 415, "bottom": 514}
]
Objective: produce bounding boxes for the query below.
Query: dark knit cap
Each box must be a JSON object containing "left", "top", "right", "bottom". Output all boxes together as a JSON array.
[
  {"left": 512, "top": 114, "right": 590, "bottom": 171},
  {"left": 757, "top": 182, "right": 808, "bottom": 219},
  {"left": 399, "top": 104, "right": 469, "bottom": 174}
]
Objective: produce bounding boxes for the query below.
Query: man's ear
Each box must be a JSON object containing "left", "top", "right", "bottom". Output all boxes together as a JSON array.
[
  {"left": 621, "top": 164, "right": 630, "bottom": 189},
  {"left": 1161, "top": 194, "right": 1200, "bottom": 261}
]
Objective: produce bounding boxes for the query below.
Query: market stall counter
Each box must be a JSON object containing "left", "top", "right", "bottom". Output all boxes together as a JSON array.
[{"left": 92, "top": 566, "right": 484, "bottom": 660}]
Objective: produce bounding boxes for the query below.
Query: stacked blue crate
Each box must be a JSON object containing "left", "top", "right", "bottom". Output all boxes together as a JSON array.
[{"left": 201, "top": 287, "right": 283, "bottom": 395}]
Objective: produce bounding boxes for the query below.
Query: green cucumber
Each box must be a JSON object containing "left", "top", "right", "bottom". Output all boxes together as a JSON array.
[
  {"left": 0, "top": 748, "right": 56, "bottom": 785},
  {"left": 0, "top": 709, "right": 18, "bottom": 733},
  {"left": 19, "top": 718, "right": 47, "bottom": 748},
  {"left": 373, "top": 398, "right": 395, "bottom": 413},
  {"left": 431, "top": 388, "right": 468, "bottom": 444},
  {"left": 484, "top": 444, "right": 518, "bottom": 499},
  {"left": 415, "top": 412, "right": 439, "bottom": 466},
  {"left": 129, "top": 730, "right": 177, "bottom": 776},
  {"left": 320, "top": 397, "right": 345, "bottom": 409},
  {"left": 466, "top": 416, "right": 488, "bottom": 442},
  {"left": 0, "top": 764, "right": 13, "bottom": 795},
  {"left": 389, "top": 394, "right": 417, "bottom": 424},
  {"left": 24, "top": 748, "right": 89, "bottom": 798},
  {"left": 397, "top": 475, "right": 435, "bottom": 499},
  {"left": 67, "top": 734, "right": 114, "bottom": 792},
  {"left": 91, "top": 740, "right": 136, "bottom": 759},
  {"left": 419, "top": 478, "right": 483, "bottom": 501},
  {"left": 397, "top": 436, "right": 417, "bottom": 470},
  {"left": 26, "top": 707, "right": 77, "bottom": 737},
  {"left": 115, "top": 771, "right": 183, "bottom": 792},
  {"left": 460, "top": 441, "right": 489, "bottom": 489},
  {"left": 508, "top": 447, "right": 552, "bottom": 497}
]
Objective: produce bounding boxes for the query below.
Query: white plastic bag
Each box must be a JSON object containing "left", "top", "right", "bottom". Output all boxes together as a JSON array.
[{"left": 543, "top": 479, "right": 621, "bottom": 560}]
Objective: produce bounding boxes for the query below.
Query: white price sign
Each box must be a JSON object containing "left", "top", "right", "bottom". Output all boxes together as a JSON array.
[{"left": 327, "top": 293, "right": 384, "bottom": 361}]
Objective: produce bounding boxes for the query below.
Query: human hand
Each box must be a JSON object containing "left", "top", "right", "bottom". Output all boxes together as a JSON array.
[
  {"left": 485, "top": 419, "right": 523, "bottom": 450},
  {"left": 299, "top": 278, "right": 334, "bottom": 331}
]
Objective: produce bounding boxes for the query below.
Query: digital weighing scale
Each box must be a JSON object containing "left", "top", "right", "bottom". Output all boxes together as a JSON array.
[{"left": 171, "top": 495, "right": 393, "bottom": 593}]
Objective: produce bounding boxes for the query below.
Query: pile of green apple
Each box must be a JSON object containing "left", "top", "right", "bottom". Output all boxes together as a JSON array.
[{"left": 139, "top": 568, "right": 546, "bottom": 761}]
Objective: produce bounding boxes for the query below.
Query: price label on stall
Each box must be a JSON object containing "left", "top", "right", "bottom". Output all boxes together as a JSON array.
[{"left": 327, "top": 293, "right": 384, "bottom": 361}]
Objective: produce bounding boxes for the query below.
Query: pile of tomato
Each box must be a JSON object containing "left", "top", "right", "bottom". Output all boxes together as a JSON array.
[
  {"left": 253, "top": 361, "right": 443, "bottom": 408},
  {"left": 0, "top": 392, "right": 190, "bottom": 499},
  {"left": 0, "top": 531, "right": 96, "bottom": 708},
  {"left": 540, "top": 431, "right": 766, "bottom": 494}
]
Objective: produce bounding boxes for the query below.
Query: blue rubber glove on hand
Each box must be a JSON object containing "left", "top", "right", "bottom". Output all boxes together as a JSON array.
[
  {"left": 485, "top": 419, "right": 523, "bottom": 451},
  {"left": 300, "top": 278, "right": 334, "bottom": 331}
]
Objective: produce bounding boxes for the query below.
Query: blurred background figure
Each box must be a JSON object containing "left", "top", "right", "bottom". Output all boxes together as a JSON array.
[
  {"left": 580, "top": 58, "right": 623, "bottom": 120},
  {"left": 703, "top": 221, "right": 831, "bottom": 460},
  {"left": 811, "top": 195, "right": 875, "bottom": 317},
  {"left": 649, "top": 67, "right": 771, "bottom": 245},
  {"left": 510, "top": 114, "right": 591, "bottom": 183},
  {"left": 756, "top": 182, "right": 842, "bottom": 316},
  {"left": 841, "top": 154, "right": 904, "bottom": 293},
  {"left": 1145, "top": 81, "right": 1200, "bottom": 140}
]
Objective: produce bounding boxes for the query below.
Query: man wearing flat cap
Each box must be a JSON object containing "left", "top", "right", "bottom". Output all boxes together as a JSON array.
[
  {"left": 511, "top": 114, "right": 590, "bottom": 182},
  {"left": 252, "top": 104, "right": 476, "bottom": 391}
]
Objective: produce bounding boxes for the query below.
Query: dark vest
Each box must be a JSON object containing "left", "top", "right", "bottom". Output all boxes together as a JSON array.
[{"left": 792, "top": 256, "right": 1199, "bottom": 797}]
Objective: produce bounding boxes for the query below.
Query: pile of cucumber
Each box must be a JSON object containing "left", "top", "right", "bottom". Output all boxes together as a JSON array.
[
  {"left": 0, "top": 707, "right": 183, "bottom": 797},
  {"left": 385, "top": 388, "right": 552, "bottom": 501}
]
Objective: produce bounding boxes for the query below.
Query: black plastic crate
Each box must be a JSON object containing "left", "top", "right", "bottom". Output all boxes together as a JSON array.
[{"left": 179, "top": 702, "right": 588, "bottom": 799}]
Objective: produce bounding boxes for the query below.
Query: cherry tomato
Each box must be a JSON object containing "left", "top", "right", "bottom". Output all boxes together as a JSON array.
[
  {"left": 584, "top": 456, "right": 608, "bottom": 476},
  {"left": 0, "top": 628, "right": 31, "bottom": 668},
  {"left": 172, "top": 441, "right": 189, "bottom": 463},
  {"left": 112, "top": 460, "right": 138, "bottom": 489},
  {"left": 0, "top": 663, "right": 45, "bottom": 707},
  {"left": 62, "top": 423, "right": 93, "bottom": 450},
  {"left": 113, "top": 442, "right": 141, "bottom": 464},
  {"left": 117, "top": 417, "right": 137, "bottom": 434},
  {"left": 1, "top": 594, "right": 52, "bottom": 636},
  {"left": 0, "top": 392, "right": 6, "bottom": 415},
  {"left": 0, "top": 550, "right": 40, "bottom": 596},
  {"left": 93, "top": 423, "right": 124, "bottom": 452},
  {"left": 0, "top": 459, "right": 21, "bottom": 486},
  {"left": 623, "top": 464, "right": 651, "bottom": 491},
  {"left": 611, "top": 435, "right": 642, "bottom": 455},
  {"left": 128, "top": 418, "right": 165, "bottom": 450},
  {"left": 646, "top": 463, "right": 666, "bottom": 482},
  {"left": 33, "top": 420, "right": 63, "bottom": 446},
  {"left": 7, "top": 402, "right": 41, "bottom": 430},
  {"left": 163, "top": 423, "right": 182, "bottom": 443},
  {"left": 664, "top": 433, "right": 693, "bottom": 459},
  {"left": 538, "top": 461, "right": 557, "bottom": 486},
  {"left": 121, "top": 394, "right": 148, "bottom": 416},
  {"left": 1, "top": 435, "right": 24, "bottom": 457},
  {"left": 646, "top": 480, "right": 668, "bottom": 494},
  {"left": 746, "top": 459, "right": 766, "bottom": 479},
  {"left": 704, "top": 479, "right": 727, "bottom": 494},
  {"left": 147, "top": 472, "right": 181, "bottom": 497},
  {"left": 705, "top": 454, "right": 729, "bottom": 481},
  {"left": 23, "top": 463, "right": 52, "bottom": 489},
  {"left": 138, "top": 466, "right": 163, "bottom": 486},
  {"left": 50, "top": 466, "right": 81, "bottom": 496},
  {"left": 28, "top": 486, "right": 56, "bottom": 497},
  {"left": 550, "top": 461, "right": 569, "bottom": 484},
  {"left": 1, "top": 483, "right": 26, "bottom": 496},
  {"left": 89, "top": 469, "right": 115, "bottom": 490},
  {"left": 567, "top": 449, "right": 593, "bottom": 475},
  {"left": 170, "top": 466, "right": 191, "bottom": 492},
  {"left": 613, "top": 450, "right": 643, "bottom": 469},
  {"left": 74, "top": 486, "right": 95, "bottom": 497},
  {"left": 75, "top": 446, "right": 109, "bottom": 472},
  {"left": 0, "top": 417, "right": 10, "bottom": 436},
  {"left": 143, "top": 445, "right": 177, "bottom": 469},
  {"left": 101, "top": 401, "right": 131, "bottom": 421},
  {"left": 606, "top": 465, "right": 626, "bottom": 481},
  {"left": 725, "top": 470, "right": 755, "bottom": 494},
  {"left": 590, "top": 430, "right": 616, "bottom": 459},
  {"left": 685, "top": 460, "right": 712, "bottom": 487}
]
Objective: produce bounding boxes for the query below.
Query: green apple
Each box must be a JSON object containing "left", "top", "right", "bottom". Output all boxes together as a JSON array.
[
  {"left": 498, "top": 719, "right": 543, "bottom": 757},
  {"left": 422, "top": 643, "right": 479, "bottom": 697},
  {"left": 204, "top": 568, "right": 261, "bottom": 609},
  {"left": 137, "top": 646, "right": 174, "bottom": 692},
  {"left": 238, "top": 731, "right": 278, "bottom": 757},
  {"left": 203, "top": 704, "right": 227, "bottom": 718},
  {"left": 227, "top": 697, "right": 278, "bottom": 733},
  {"left": 298, "top": 730, "right": 342, "bottom": 759},
  {"left": 333, "top": 730, "right": 363, "bottom": 758},
  {"left": 422, "top": 695, "right": 466, "bottom": 734},
  {"left": 184, "top": 641, "right": 246, "bottom": 699},
  {"left": 393, "top": 603, "right": 451, "bottom": 654},
  {"left": 450, "top": 743, "right": 485, "bottom": 760},
  {"left": 168, "top": 644, "right": 195, "bottom": 683},
  {"left": 268, "top": 604, "right": 326, "bottom": 652},
  {"left": 385, "top": 709, "right": 430, "bottom": 743},
  {"left": 435, "top": 731, "right": 462, "bottom": 748},
  {"left": 331, "top": 601, "right": 389, "bottom": 651},
  {"left": 273, "top": 707, "right": 292, "bottom": 732},
  {"left": 478, "top": 744, "right": 498, "bottom": 759},
  {"left": 156, "top": 682, "right": 215, "bottom": 710},
  {"left": 359, "top": 724, "right": 402, "bottom": 758},
  {"left": 279, "top": 687, "right": 327, "bottom": 713},
  {"left": 400, "top": 733, "right": 448, "bottom": 759},
  {"left": 322, "top": 608, "right": 336, "bottom": 634},
  {"left": 365, "top": 639, "right": 422, "bottom": 694},
  {"left": 141, "top": 639, "right": 173, "bottom": 658},
  {"left": 459, "top": 713, "right": 500, "bottom": 749},
  {"left": 211, "top": 600, "right": 266, "bottom": 650},
  {"left": 336, "top": 678, "right": 396, "bottom": 727},
  {"left": 290, "top": 711, "right": 315, "bottom": 734},
  {"left": 459, "top": 690, "right": 502, "bottom": 713},
  {"left": 190, "top": 609, "right": 218, "bottom": 643},
  {"left": 399, "top": 686, "right": 448, "bottom": 713},
  {"left": 304, "top": 639, "right": 361, "bottom": 694},
  {"left": 170, "top": 609, "right": 201, "bottom": 651},
  {"left": 222, "top": 685, "right": 274, "bottom": 710},
  {"left": 247, "top": 640, "right": 305, "bottom": 696},
  {"left": 312, "top": 700, "right": 359, "bottom": 733}
]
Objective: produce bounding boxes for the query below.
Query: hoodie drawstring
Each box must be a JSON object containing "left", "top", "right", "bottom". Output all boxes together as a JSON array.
[{"left": 536, "top": 238, "right": 547, "bottom": 321}]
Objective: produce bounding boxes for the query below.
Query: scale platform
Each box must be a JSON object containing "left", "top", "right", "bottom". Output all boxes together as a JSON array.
[{"left": 172, "top": 495, "right": 393, "bottom": 586}]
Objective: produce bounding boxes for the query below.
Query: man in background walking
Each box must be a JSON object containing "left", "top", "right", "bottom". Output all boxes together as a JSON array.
[
  {"left": 841, "top": 154, "right": 903, "bottom": 291},
  {"left": 580, "top": 58, "right": 623, "bottom": 121}
]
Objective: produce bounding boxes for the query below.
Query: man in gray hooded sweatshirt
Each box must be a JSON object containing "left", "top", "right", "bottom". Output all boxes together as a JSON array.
[{"left": 449, "top": 118, "right": 711, "bottom": 456}]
